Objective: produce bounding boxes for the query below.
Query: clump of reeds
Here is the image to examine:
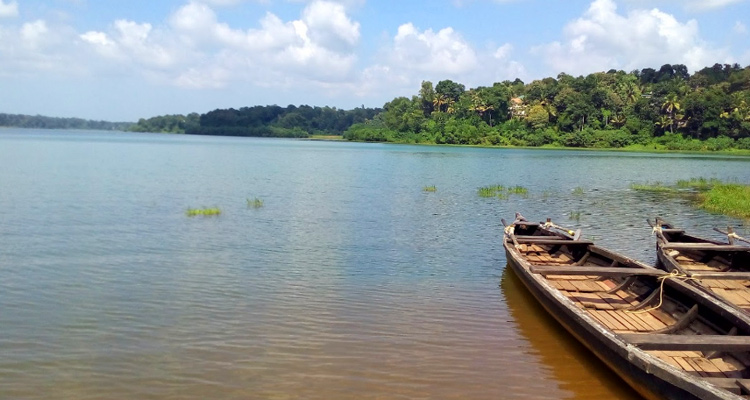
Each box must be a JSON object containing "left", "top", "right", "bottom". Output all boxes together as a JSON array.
[
  {"left": 572, "top": 187, "right": 585, "bottom": 196},
  {"left": 629, "top": 182, "right": 677, "bottom": 193},
  {"left": 508, "top": 186, "right": 528, "bottom": 195},
  {"left": 186, "top": 207, "right": 221, "bottom": 217},
  {"left": 478, "top": 185, "right": 504, "bottom": 197},
  {"left": 423, "top": 185, "right": 437, "bottom": 192},
  {"left": 247, "top": 197, "right": 264, "bottom": 208},
  {"left": 478, "top": 184, "right": 529, "bottom": 199}
]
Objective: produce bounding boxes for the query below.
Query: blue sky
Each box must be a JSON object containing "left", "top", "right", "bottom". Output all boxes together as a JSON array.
[{"left": 0, "top": 0, "right": 748, "bottom": 121}]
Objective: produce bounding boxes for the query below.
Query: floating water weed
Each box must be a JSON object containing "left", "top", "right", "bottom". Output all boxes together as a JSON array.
[
  {"left": 478, "top": 185, "right": 504, "bottom": 197},
  {"left": 572, "top": 187, "right": 585, "bottom": 196},
  {"left": 478, "top": 184, "right": 529, "bottom": 199},
  {"left": 423, "top": 185, "right": 437, "bottom": 192},
  {"left": 186, "top": 207, "right": 221, "bottom": 217},
  {"left": 247, "top": 197, "right": 264, "bottom": 208},
  {"left": 569, "top": 211, "right": 582, "bottom": 221}
]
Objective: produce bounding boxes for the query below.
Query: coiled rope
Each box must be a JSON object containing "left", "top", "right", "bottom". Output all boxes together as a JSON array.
[{"left": 626, "top": 270, "right": 698, "bottom": 314}]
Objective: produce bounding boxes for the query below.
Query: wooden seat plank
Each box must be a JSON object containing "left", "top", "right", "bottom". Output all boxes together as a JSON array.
[
  {"left": 661, "top": 243, "right": 750, "bottom": 251},
  {"left": 530, "top": 265, "right": 665, "bottom": 277},
  {"left": 514, "top": 237, "right": 593, "bottom": 245},
  {"left": 619, "top": 334, "right": 750, "bottom": 351}
]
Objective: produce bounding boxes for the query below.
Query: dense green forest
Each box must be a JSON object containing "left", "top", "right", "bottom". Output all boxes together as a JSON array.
[
  {"left": 0, "top": 113, "right": 132, "bottom": 131},
  {"left": 128, "top": 105, "right": 381, "bottom": 138},
  {"left": 128, "top": 113, "right": 201, "bottom": 134},
  {"left": 343, "top": 63, "right": 750, "bottom": 151}
]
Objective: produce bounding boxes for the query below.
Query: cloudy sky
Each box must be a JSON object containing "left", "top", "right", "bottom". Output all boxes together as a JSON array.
[{"left": 0, "top": 0, "right": 748, "bottom": 121}]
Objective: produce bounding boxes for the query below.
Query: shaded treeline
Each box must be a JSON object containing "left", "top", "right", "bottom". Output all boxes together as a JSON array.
[
  {"left": 0, "top": 113, "right": 132, "bottom": 131},
  {"left": 344, "top": 63, "right": 750, "bottom": 150},
  {"left": 129, "top": 105, "right": 381, "bottom": 138}
]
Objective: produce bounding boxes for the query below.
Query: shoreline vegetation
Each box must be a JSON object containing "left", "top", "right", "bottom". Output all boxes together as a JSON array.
[
  {"left": 631, "top": 178, "right": 750, "bottom": 219},
  {"left": 127, "top": 62, "right": 750, "bottom": 152},
  {"left": 2, "top": 62, "right": 749, "bottom": 153}
]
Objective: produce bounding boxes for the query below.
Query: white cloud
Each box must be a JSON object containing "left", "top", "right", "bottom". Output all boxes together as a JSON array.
[
  {"left": 389, "top": 23, "right": 478, "bottom": 76},
  {"left": 686, "top": 0, "right": 746, "bottom": 11},
  {"left": 301, "top": 1, "right": 359, "bottom": 52},
  {"left": 532, "top": 0, "right": 731, "bottom": 76},
  {"left": 0, "top": 0, "right": 18, "bottom": 18},
  {"left": 75, "top": 1, "right": 361, "bottom": 89},
  {"left": 355, "top": 24, "right": 526, "bottom": 102}
]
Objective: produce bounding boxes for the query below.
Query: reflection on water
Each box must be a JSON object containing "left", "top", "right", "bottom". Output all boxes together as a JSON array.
[
  {"left": 2, "top": 130, "right": 750, "bottom": 399},
  {"left": 501, "top": 269, "right": 643, "bottom": 400}
]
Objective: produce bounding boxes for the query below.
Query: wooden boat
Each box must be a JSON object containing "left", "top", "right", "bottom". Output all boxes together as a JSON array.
[
  {"left": 652, "top": 218, "right": 750, "bottom": 314},
  {"left": 504, "top": 214, "right": 750, "bottom": 400}
]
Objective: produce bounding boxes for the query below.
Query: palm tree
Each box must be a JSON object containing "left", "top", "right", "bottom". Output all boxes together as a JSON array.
[
  {"left": 611, "top": 113, "right": 626, "bottom": 127},
  {"left": 470, "top": 90, "right": 496, "bottom": 126},
  {"left": 661, "top": 94, "right": 681, "bottom": 134},
  {"left": 432, "top": 94, "right": 449, "bottom": 113},
  {"left": 655, "top": 115, "right": 672, "bottom": 134}
]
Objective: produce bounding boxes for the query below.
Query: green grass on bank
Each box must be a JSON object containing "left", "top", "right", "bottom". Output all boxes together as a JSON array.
[{"left": 699, "top": 184, "right": 750, "bottom": 219}]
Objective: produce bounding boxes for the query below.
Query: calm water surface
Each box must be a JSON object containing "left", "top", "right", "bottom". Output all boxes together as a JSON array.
[{"left": 2, "top": 129, "right": 750, "bottom": 399}]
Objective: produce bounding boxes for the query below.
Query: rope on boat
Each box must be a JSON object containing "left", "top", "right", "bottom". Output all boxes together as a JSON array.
[{"left": 625, "top": 270, "right": 697, "bottom": 314}]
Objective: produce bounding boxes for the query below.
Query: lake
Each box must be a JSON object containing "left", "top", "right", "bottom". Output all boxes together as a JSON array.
[{"left": 1, "top": 129, "right": 749, "bottom": 399}]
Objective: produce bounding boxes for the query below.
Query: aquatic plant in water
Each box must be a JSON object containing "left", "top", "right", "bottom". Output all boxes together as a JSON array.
[
  {"left": 186, "top": 207, "right": 221, "bottom": 217},
  {"left": 629, "top": 182, "right": 677, "bottom": 193},
  {"left": 630, "top": 177, "right": 750, "bottom": 219},
  {"left": 423, "top": 185, "right": 437, "bottom": 192},
  {"left": 478, "top": 184, "right": 528, "bottom": 199},
  {"left": 572, "top": 187, "right": 585, "bottom": 196},
  {"left": 248, "top": 197, "right": 264, "bottom": 208}
]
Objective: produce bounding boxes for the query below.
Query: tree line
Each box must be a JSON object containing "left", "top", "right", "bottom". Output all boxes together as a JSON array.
[
  {"left": 128, "top": 105, "right": 381, "bottom": 138},
  {"left": 0, "top": 113, "right": 132, "bottom": 131},
  {"left": 343, "top": 63, "right": 750, "bottom": 151}
]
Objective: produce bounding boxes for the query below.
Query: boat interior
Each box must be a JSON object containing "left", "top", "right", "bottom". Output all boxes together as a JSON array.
[{"left": 509, "top": 221, "right": 750, "bottom": 395}]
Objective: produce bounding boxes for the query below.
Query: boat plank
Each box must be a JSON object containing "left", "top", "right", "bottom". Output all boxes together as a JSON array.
[{"left": 620, "top": 334, "right": 750, "bottom": 351}]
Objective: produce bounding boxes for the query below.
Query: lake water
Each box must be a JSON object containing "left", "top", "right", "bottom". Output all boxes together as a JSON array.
[{"left": 2, "top": 129, "right": 750, "bottom": 400}]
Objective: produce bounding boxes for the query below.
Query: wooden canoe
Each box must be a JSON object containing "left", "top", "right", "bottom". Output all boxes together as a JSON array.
[
  {"left": 652, "top": 218, "right": 750, "bottom": 315},
  {"left": 504, "top": 215, "right": 750, "bottom": 400}
]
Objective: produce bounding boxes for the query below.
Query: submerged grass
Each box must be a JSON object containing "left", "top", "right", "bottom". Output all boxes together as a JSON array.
[
  {"left": 629, "top": 182, "right": 677, "bottom": 193},
  {"left": 186, "top": 207, "right": 221, "bottom": 217},
  {"left": 478, "top": 185, "right": 504, "bottom": 197},
  {"left": 478, "top": 184, "right": 528, "bottom": 199},
  {"left": 247, "top": 197, "right": 264, "bottom": 208},
  {"left": 569, "top": 211, "right": 582, "bottom": 221},
  {"left": 676, "top": 177, "right": 721, "bottom": 190}
]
